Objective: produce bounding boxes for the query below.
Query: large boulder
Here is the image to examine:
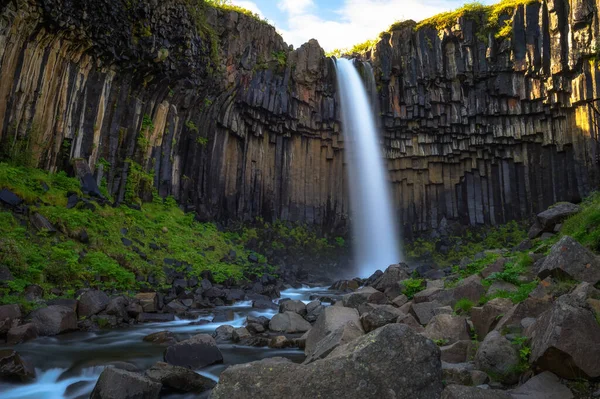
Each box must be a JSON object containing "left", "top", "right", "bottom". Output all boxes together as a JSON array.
[
  {"left": 510, "top": 371, "right": 573, "bottom": 399},
  {"left": 303, "top": 320, "right": 364, "bottom": 364},
  {"left": 359, "top": 304, "right": 404, "bottom": 332},
  {"left": 278, "top": 299, "right": 307, "bottom": 316},
  {"left": 494, "top": 297, "right": 552, "bottom": 333},
  {"left": 304, "top": 306, "right": 361, "bottom": 356},
  {"left": 424, "top": 314, "right": 470, "bottom": 345},
  {"left": 0, "top": 304, "right": 21, "bottom": 322},
  {"left": 474, "top": 331, "right": 520, "bottom": 385},
  {"left": 537, "top": 236, "right": 600, "bottom": 284},
  {"left": 163, "top": 334, "right": 223, "bottom": 369},
  {"left": 440, "top": 340, "right": 476, "bottom": 363},
  {"left": 135, "top": 292, "right": 158, "bottom": 313},
  {"left": 471, "top": 298, "right": 513, "bottom": 339},
  {"left": 269, "top": 311, "right": 312, "bottom": 333},
  {"left": 78, "top": 290, "right": 110, "bottom": 318},
  {"left": 410, "top": 301, "right": 443, "bottom": 325},
  {"left": 213, "top": 325, "right": 235, "bottom": 343},
  {"left": 143, "top": 331, "right": 177, "bottom": 346},
  {"left": 29, "top": 305, "right": 77, "bottom": 336},
  {"left": 211, "top": 324, "right": 443, "bottom": 399},
  {"left": 450, "top": 275, "right": 487, "bottom": 306},
  {"left": 0, "top": 349, "right": 35, "bottom": 383},
  {"left": 91, "top": 367, "right": 161, "bottom": 399},
  {"left": 7, "top": 323, "right": 38, "bottom": 345},
  {"left": 536, "top": 203, "right": 580, "bottom": 232},
  {"left": 442, "top": 385, "right": 510, "bottom": 399},
  {"left": 371, "top": 264, "right": 410, "bottom": 291},
  {"left": 145, "top": 362, "right": 215, "bottom": 393},
  {"left": 342, "top": 287, "right": 387, "bottom": 308},
  {"left": 526, "top": 299, "right": 600, "bottom": 379}
]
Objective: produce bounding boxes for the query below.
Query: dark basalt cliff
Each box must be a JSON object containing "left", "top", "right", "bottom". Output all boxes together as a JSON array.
[{"left": 1, "top": 0, "right": 599, "bottom": 237}]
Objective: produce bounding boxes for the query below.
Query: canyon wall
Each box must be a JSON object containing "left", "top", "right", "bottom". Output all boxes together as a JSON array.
[{"left": 0, "top": 0, "right": 599, "bottom": 237}]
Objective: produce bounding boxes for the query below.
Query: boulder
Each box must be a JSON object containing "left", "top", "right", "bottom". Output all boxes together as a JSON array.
[
  {"left": 537, "top": 236, "right": 600, "bottom": 284},
  {"left": 278, "top": 299, "right": 307, "bottom": 316},
  {"left": 91, "top": 367, "right": 161, "bottom": 399},
  {"left": 442, "top": 385, "right": 510, "bottom": 399},
  {"left": 0, "top": 304, "right": 21, "bottom": 323},
  {"left": 305, "top": 301, "right": 324, "bottom": 322},
  {"left": 474, "top": 331, "right": 520, "bottom": 385},
  {"left": 494, "top": 297, "right": 552, "bottom": 334},
  {"left": 0, "top": 189, "right": 23, "bottom": 207},
  {"left": 252, "top": 299, "right": 278, "bottom": 310},
  {"left": 342, "top": 286, "right": 387, "bottom": 308},
  {"left": 78, "top": 290, "right": 110, "bottom": 318},
  {"left": 471, "top": 298, "right": 513, "bottom": 339},
  {"left": 329, "top": 279, "right": 360, "bottom": 291},
  {"left": 7, "top": 323, "right": 38, "bottom": 345},
  {"left": 137, "top": 313, "right": 175, "bottom": 323},
  {"left": 371, "top": 264, "right": 410, "bottom": 291},
  {"left": 304, "top": 306, "right": 361, "bottom": 356},
  {"left": 536, "top": 203, "right": 580, "bottom": 231},
  {"left": 424, "top": 314, "right": 470, "bottom": 345},
  {"left": 145, "top": 361, "right": 215, "bottom": 393},
  {"left": 269, "top": 311, "right": 312, "bottom": 333},
  {"left": 396, "top": 312, "right": 425, "bottom": 332},
  {"left": 269, "top": 336, "right": 292, "bottom": 349},
  {"left": 0, "top": 349, "right": 35, "bottom": 383},
  {"left": 211, "top": 324, "right": 443, "bottom": 399},
  {"left": 442, "top": 362, "right": 474, "bottom": 385},
  {"left": 410, "top": 301, "right": 443, "bottom": 325},
  {"left": 526, "top": 299, "right": 600, "bottom": 379},
  {"left": 23, "top": 285, "right": 43, "bottom": 301},
  {"left": 30, "top": 305, "right": 77, "bottom": 336},
  {"left": 143, "top": 331, "right": 177, "bottom": 346},
  {"left": 413, "top": 287, "right": 443, "bottom": 304},
  {"left": 303, "top": 320, "right": 364, "bottom": 364},
  {"left": 487, "top": 281, "right": 518, "bottom": 296},
  {"left": 30, "top": 212, "right": 57, "bottom": 233},
  {"left": 392, "top": 294, "right": 408, "bottom": 307},
  {"left": 135, "top": 292, "right": 158, "bottom": 313},
  {"left": 105, "top": 296, "right": 129, "bottom": 321},
  {"left": 510, "top": 371, "right": 573, "bottom": 399},
  {"left": 481, "top": 257, "right": 506, "bottom": 279},
  {"left": 450, "top": 275, "right": 487, "bottom": 306},
  {"left": 440, "top": 340, "right": 476, "bottom": 363},
  {"left": 213, "top": 325, "right": 235, "bottom": 342},
  {"left": 359, "top": 304, "right": 404, "bottom": 332},
  {"left": 232, "top": 327, "right": 252, "bottom": 342},
  {"left": 47, "top": 298, "right": 78, "bottom": 312},
  {"left": 163, "top": 334, "right": 223, "bottom": 369}
]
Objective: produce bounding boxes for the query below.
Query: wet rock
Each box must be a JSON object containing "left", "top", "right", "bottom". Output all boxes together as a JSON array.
[
  {"left": 105, "top": 296, "right": 129, "bottom": 321},
  {"left": 359, "top": 304, "right": 404, "bottom": 332},
  {"left": 91, "top": 367, "right": 161, "bottom": 399},
  {"left": 143, "top": 331, "right": 178, "bottom": 346},
  {"left": 30, "top": 305, "right": 77, "bottom": 336},
  {"left": 211, "top": 324, "right": 443, "bottom": 399},
  {"left": 305, "top": 300, "right": 324, "bottom": 322},
  {"left": 165, "top": 300, "right": 187, "bottom": 314},
  {"left": 252, "top": 298, "right": 277, "bottom": 310},
  {"left": 278, "top": 299, "right": 307, "bottom": 316},
  {"left": 126, "top": 302, "right": 143, "bottom": 318},
  {"left": 145, "top": 361, "right": 215, "bottom": 393},
  {"left": 474, "top": 331, "right": 520, "bottom": 385},
  {"left": 213, "top": 325, "right": 235, "bottom": 343},
  {"left": 135, "top": 293, "right": 158, "bottom": 313},
  {"left": 246, "top": 322, "right": 265, "bottom": 334},
  {"left": 424, "top": 314, "right": 470, "bottom": 345},
  {"left": 163, "top": 334, "right": 223, "bottom": 369},
  {"left": 247, "top": 315, "right": 270, "bottom": 328},
  {"left": 211, "top": 310, "right": 234, "bottom": 322},
  {"left": 0, "top": 349, "right": 35, "bottom": 383},
  {"left": 77, "top": 290, "right": 109, "bottom": 318},
  {"left": 269, "top": 335, "right": 293, "bottom": 349},
  {"left": 329, "top": 279, "right": 359, "bottom": 291},
  {"left": 303, "top": 320, "right": 364, "bottom": 364},
  {"left": 526, "top": 299, "right": 600, "bottom": 379},
  {"left": 510, "top": 371, "right": 573, "bottom": 399},
  {"left": 232, "top": 327, "right": 252, "bottom": 342},
  {"left": 7, "top": 323, "right": 38, "bottom": 345},
  {"left": 137, "top": 313, "right": 175, "bottom": 323},
  {"left": 471, "top": 298, "right": 513, "bottom": 339},
  {"left": 537, "top": 236, "right": 600, "bottom": 284},
  {"left": 441, "top": 385, "right": 510, "bottom": 398},
  {"left": 305, "top": 306, "right": 361, "bottom": 356},
  {"left": 269, "top": 311, "right": 312, "bottom": 333}
]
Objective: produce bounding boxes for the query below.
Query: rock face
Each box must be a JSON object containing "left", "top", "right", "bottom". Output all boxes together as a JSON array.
[
  {"left": 0, "top": 0, "right": 598, "bottom": 235},
  {"left": 29, "top": 305, "right": 77, "bottom": 336},
  {"left": 304, "top": 306, "right": 361, "bottom": 356},
  {"left": 211, "top": 324, "right": 443, "bottom": 399},
  {"left": 526, "top": 299, "right": 600, "bottom": 379},
  {"left": 91, "top": 367, "right": 161, "bottom": 399},
  {"left": 537, "top": 236, "right": 600, "bottom": 284},
  {"left": 163, "top": 334, "right": 223, "bottom": 369}
]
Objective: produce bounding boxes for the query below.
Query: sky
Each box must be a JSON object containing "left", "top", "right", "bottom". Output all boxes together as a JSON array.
[{"left": 231, "top": 0, "right": 497, "bottom": 52}]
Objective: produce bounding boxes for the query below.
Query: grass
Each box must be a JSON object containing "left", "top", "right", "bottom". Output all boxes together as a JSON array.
[
  {"left": 400, "top": 278, "right": 426, "bottom": 299},
  {"left": 204, "top": 0, "right": 270, "bottom": 25},
  {"left": 562, "top": 191, "right": 600, "bottom": 251},
  {"left": 326, "top": 38, "right": 378, "bottom": 58},
  {"left": 454, "top": 298, "right": 475, "bottom": 314},
  {"left": 453, "top": 252, "right": 500, "bottom": 279}
]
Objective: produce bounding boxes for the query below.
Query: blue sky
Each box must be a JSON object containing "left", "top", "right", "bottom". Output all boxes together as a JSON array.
[{"left": 232, "top": 0, "right": 497, "bottom": 51}]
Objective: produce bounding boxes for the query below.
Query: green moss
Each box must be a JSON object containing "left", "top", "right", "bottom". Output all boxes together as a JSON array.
[
  {"left": 561, "top": 192, "right": 600, "bottom": 251},
  {"left": 400, "top": 278, "right": 426, "bottom": 299}
]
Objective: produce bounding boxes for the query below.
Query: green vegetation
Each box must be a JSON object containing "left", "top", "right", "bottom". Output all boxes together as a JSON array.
[
  {"left": 204, "top": 0, "right": 269, "bottom": 24},
  {"left": 196, "top": 137, "right": 209, "bottom": 146},
  {"left": 562, "top": 192, "right": 600, "bottom": 251},
  {"left": 454, "top": 298, "right": 475, "bottom": 314},
  {"left": 453, "top": 252, "right": 500, "bottom": 279},
  {"left": 272, "top": 51, "right": 287, "bottom": 67},
  {"left": 326, "top": 38, "right": 378, "bottom": 58},
  {"left": 400, "top": 278, "right": 426, "bottom": 299},
  {"left": 0, "top": 162, "right": 278, "bottom": 304},
  {"left": 510, "top": 336, "right": 532, "bottom": 373}
]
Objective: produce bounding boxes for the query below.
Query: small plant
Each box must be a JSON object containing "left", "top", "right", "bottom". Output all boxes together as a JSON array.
[
  {"left": 511, "top": 335, "right": 532, "bottom": 373},
  {"left": 334, "top": 237, "right": 345, "bottom": 247},
  {"left": 186, "top": 120, "right": 199, "bottom": 133},
  {"left": 433, "top": 338, "right": 449, "bottom": 346},
  {"left": 454, "top": 298, "right": 475, "bottom": 314},
  {"left": 272, "top": 51, "right": 287, "bottom": 67},
  {"left": 401, "top": 278, "right": 425, "bottom": 299},
  {"left": 196, "top": 137, "right": 208, "bottom": 146}
]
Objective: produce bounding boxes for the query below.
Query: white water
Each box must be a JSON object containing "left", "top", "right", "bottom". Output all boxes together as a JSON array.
[{"left": 335, "top": 58, "right": 402, "bottom": 278}]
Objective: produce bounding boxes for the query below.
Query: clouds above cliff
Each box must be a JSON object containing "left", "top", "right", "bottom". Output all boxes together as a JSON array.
[{"left": 231, "top": 0, "right": 497, "bottom": 52}]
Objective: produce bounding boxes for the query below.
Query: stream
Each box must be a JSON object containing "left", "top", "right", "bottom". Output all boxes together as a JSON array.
[{"left": 0, "top": 286, "right": 336, "bottom": 399}]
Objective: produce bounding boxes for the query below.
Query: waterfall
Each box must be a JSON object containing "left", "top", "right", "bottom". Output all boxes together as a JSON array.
[{"left": 335, "top": 58, "right": 403, "bottom": 278}]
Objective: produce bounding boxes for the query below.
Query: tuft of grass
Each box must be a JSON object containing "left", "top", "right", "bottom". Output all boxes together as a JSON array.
[
  {"left": 454, "top": 298, "right": 475, "bottom": 314},
  {"left": 400, "top": 278, "right": 426, "bottom": 299}
]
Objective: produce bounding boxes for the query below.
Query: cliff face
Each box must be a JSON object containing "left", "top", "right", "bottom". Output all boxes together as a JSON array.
[{"left": 0, "top": 0, "right": 599, "bottom": 237}]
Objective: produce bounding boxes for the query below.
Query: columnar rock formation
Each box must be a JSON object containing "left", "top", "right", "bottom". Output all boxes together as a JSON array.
[{"left": 1, "top": 0, "right": 599, "bottom": 236}]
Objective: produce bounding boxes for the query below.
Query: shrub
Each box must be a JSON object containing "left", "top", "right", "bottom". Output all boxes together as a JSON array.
[{"left": 401, "top": 278, "right": 425, "bottom": 299}]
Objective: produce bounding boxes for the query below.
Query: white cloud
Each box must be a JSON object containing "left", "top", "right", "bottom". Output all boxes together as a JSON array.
[{"left": 275, "top": 0, "right": 493, "bottom": 52}]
